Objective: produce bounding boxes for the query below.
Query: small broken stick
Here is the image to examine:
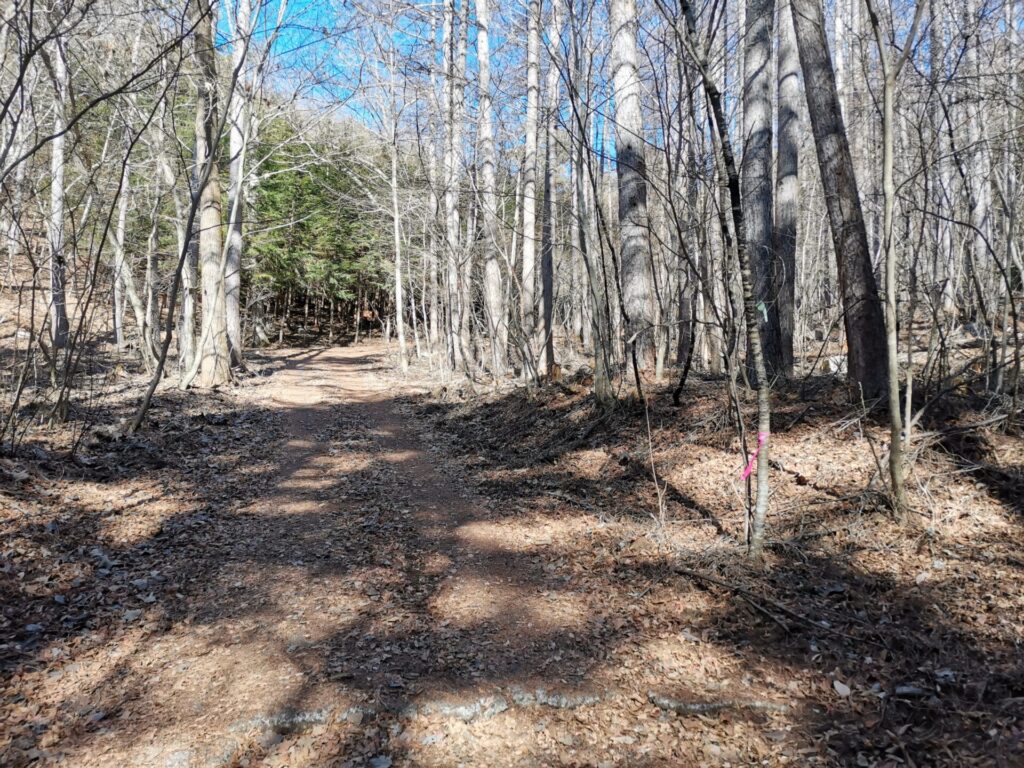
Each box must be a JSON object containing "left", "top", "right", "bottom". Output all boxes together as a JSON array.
[
  {"left": 648, "top": 692, "right": 788, "bottom": 715},
  {"left": 671, "top": 564, "right": 883, "bottom": 648}
]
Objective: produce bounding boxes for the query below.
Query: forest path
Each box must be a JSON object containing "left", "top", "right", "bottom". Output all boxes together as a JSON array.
[
  {"left": 12, "top": 344, "right": 1021, "bottom": 767},
  {"left": 62, "top": 342, "right": 605, "bottom": 767}
]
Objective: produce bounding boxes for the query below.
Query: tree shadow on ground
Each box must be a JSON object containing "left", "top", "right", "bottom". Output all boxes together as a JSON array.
[{"left": 1, "top": 347, "right": 1022, "bottom": 766}]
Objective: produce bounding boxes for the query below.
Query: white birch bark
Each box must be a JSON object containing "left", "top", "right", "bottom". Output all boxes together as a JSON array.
[
  {"left": 540, "top": 0, "right": 563, "bottom": 377},
  {"left": 475, "top": 0, "right": 506, "bottom": 376},
  {"left": 225, "top": 0, "right": 253, "bottom": 367},
  {"left": 521, "top": 0, "right": 541, "bottom": 373},
  {"left": 48, "top": 35, "right": 70, "bottom": 350}
]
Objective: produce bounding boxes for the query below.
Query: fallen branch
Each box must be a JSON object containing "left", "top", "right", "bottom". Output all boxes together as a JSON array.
[
  {"left": 648, "top": 691, "right": 789, "bottom": 715},
  {"left": 670, "top": 564, "right": 884, "bottom": 648}
]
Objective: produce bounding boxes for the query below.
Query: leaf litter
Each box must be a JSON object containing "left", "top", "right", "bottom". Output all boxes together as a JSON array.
[{"left": 0, "top": 343, "right": 1021, "bottom": 766}]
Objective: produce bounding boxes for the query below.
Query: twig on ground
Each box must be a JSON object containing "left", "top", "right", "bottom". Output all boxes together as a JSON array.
[{"left": 670, "top": 564, "right": 884, "bottom": 647}]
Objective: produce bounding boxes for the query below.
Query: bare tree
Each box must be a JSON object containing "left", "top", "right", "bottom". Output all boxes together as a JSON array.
[
  {"left": 791, "top": 0, "right": 888, "bottom": 398},
  {"left": 225, "top": 0, "right": 256, "bottom": 367},
  {"left": 540, "top": 0, "right": 563, "bottom": 378},
  {"left": 864, "top": 0, "right": 924, "bottom": 512},
  {"left": 191, "top": 0, "right": 230, "bottom": 388},
  {"left": 47, "top": 28, "right": 69, "bottom": 351},
  {"left": 609, "top": 0, "right": 654, "bottom": 371},
  {"left": 742, "top": 0, "right": 778, "bottom": 378},
  {"left": 677, "top": 0, "right": 773, "bottom": 558},
  {"left": 773, "top": 0, "right": 799, "bottom": 375},
  {"left": 521, "top": 0, "right": 542, "bottom": 376},
  {"left": 476, "top": 0, "right": 507, "bottom": 377}
]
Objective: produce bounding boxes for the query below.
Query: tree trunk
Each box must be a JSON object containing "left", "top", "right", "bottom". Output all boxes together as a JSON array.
[
  {"left": 928, "top": 0, "right": 955, "bottom": 315},
  {"left": 475, "top": 0, "right": 506, "bottom": 378},
  {"left": 48, "top": 36, "right": 70, "bottom": 350},
  {"left": 112, "top": 165, "right": 130, "bottom": 350},
  {"left": 790, "top": 0, "right": 888, "bottom": 398},
  {"left": 609, "top": 0, "right": 654, "bottom": 368},
  {"left": 427, "top": 139, "right": 441, "bottom": 351},
  {"left": 881, "top": 69, "right": 906, "bottom": 512},
  {"left": 963, "top": 0, "right": 991, "bottom": 332},
  {"left": 774, "top": 0, "right": 799, "bottom": 375},
  {"left": 384, "top": 30, "right": 408, "bottom": 374},
  {"left": 225, "top": 0, "right": 252, "bottom": 368},
  {"left": 742, "top": 0, "right": 778, "bottom": 378},
  {"left": 540, "top": 0, "right": 564, "bottom": 378},
  {"left": 864, "top": 0, "right": 924, "bottom": 514},
  {"left": 391, "top": 133, "right": 408, "bottom": 373},
  {"left": 177, "top": 169, "right": 199, "bottom": 373},
  {"left": 679, "top": 0, "right": 773, "bottom": 558},
  {"left": 193, "top": 0, "right": 230, "bottom": 388},
  {"left": 442, "top": 0, "right": 466, "bottom": 372},
  {"left": 521, "top": 0, "right": 541, "bottom": 375}
]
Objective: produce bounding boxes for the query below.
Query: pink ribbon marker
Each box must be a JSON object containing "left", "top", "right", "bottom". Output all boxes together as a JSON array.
[{"left": 741, "top": 431, "right": 769, "bottom": 480}]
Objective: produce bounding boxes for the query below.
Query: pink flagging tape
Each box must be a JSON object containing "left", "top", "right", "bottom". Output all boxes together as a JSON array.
[{"left": 741, "top": 431, "right": 769, "bottom": 480}]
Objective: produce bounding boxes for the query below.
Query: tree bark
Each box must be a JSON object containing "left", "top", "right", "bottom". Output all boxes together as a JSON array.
[
  {"left": 521, "top": 0, "right": 541, "bottom": 375},
  {"left": 192, "top": 0, "right": 230, "bottom": 388},
  {"left": 388, "top": 36, "right": 408, "bottom": 374},
  {"left": 609, "top": 0, "right": 654, "bottom": 367},
  {"left": 475, "top": 0, "right": 506, "bottom": 377},
  {"left": 679, "top": 0, "right": 773, "bottom": 558},
  {"left": 864, "top": 0, "right": 924, "bottom": 514},
  {"left": 48, "top": 35, "right": 70, "bottom": 350},
  {"left": 790, "top": 0, "right": 888, "bottom": 398},
  {"left": 225, "top": 0, "right": 252, "bottom": 368},
  {"left": 540, "top": 0, "right": 563, "bottom": 378},
  {"left": 773, "top": 0, "right": 799, "bottom": 375},
  {"left": 742, "top": 0, "right": 779, "bottom": 378}
]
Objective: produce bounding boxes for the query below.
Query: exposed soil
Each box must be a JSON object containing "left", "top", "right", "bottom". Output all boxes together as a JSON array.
[{"left": 2, "top": 342, "right": 1023, "bottom": 766}]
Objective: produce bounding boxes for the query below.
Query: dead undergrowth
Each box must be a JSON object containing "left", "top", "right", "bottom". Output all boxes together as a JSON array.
[{"left": 407, "top": 362, "right": 1024, "bottom": 766}]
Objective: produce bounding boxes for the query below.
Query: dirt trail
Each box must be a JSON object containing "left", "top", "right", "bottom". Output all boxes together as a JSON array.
[
  {"left": 7, "top": 342, "right": 1022, "bottom": 766},
  {"left": 48, "top": 343, "right": 614, "bottom": 767}
]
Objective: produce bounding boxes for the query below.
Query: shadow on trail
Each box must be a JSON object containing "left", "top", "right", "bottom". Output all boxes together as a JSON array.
[{"left": 0, "top": 345, "right": 1021, "bottom": 766}]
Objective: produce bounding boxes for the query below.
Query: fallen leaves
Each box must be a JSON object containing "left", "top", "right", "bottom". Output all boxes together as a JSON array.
[{"left": 2, "top": 347, "right": 1023, "bottom": 766}]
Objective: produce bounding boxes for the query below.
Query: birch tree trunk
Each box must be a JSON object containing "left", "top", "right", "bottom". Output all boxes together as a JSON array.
[
  {"left": 225, "top": 0, "right": 253, "bottom": 367},
  {"left": 390, "top": 56, "right": 408, "bottom": 374},
  {"left": 521, "top": 0, "right": 541, "bottom": 375},
  {"left": 48, "top": 35, "right": 70, "bottom": 350},
  {"left": 475, "top": 0, "right": 506, "bottom": 377},
  {"left": 540, "top": 0, "right": 563, "bottom": 378}
]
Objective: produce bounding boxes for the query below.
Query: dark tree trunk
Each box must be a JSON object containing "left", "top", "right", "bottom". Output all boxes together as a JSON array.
[{"left": 791, "top": 0, "right": 888, "bottom": 398}]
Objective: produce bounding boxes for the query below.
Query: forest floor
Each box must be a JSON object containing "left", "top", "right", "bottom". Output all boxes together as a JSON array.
[{"left": 1, "top": 340, "right": 1023, "bottom": 767}]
